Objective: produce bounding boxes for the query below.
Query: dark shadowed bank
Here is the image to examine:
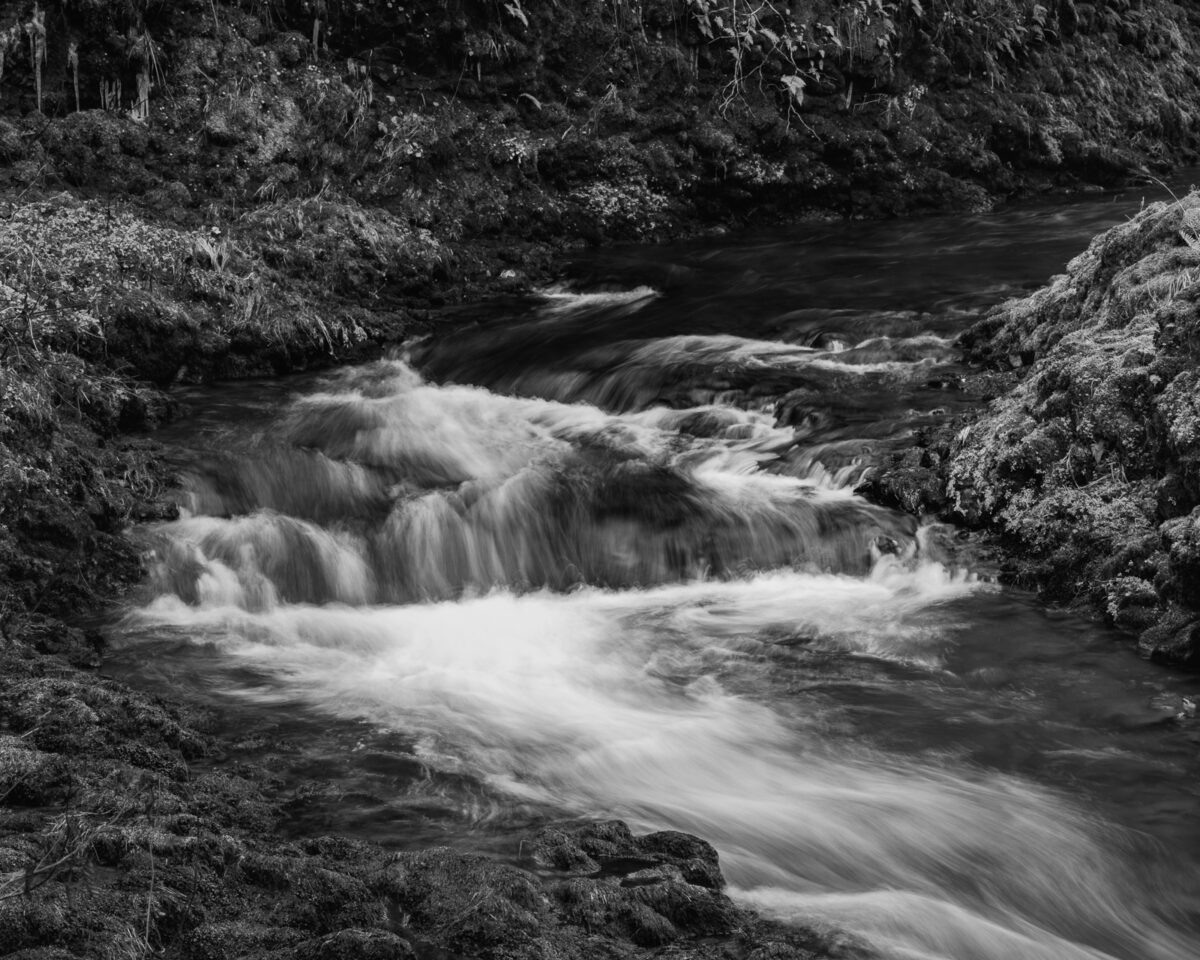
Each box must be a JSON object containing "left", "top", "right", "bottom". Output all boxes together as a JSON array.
[{"left": 3, "top": 0, "right": 1200, "bottom": 956}]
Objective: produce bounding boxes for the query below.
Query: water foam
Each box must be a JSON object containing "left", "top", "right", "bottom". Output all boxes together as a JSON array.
[{"left": 125, "top": 563, "right": 1194, "bottom": 960}]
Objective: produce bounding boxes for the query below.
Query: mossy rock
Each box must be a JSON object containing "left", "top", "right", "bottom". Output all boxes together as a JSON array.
[{"left": 921, "top": 193, "right": 1200, "bottom": 666}]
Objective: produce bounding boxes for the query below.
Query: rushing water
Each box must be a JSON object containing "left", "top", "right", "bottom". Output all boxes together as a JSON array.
[{"left": 111, "top": 190, "right": 1200, "bottom": 960}]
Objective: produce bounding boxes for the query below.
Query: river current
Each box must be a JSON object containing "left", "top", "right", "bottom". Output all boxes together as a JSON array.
[{"left": 110, "top": 191, "right": 1200, "bottom": 959}]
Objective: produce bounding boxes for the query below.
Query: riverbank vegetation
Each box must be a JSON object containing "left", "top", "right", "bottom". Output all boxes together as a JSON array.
[{"left": 3, "top": 0, "right": 1199, "bottom": 229}]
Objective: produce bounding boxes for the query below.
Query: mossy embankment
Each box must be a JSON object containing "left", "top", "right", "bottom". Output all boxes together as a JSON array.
[
  {"left": 5, "top": 0, "right": 1200, "bottom": 956},
  {"left": 2, "top": 677, "right": 854, "bottom": 960},
  {"left": 872, "top": 192, "right": 1200, "bottom": 670}
]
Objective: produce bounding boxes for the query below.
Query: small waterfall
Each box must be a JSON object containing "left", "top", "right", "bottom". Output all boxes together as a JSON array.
[{"left": 145, "top": 360, "right": 913, "bottom": 608}]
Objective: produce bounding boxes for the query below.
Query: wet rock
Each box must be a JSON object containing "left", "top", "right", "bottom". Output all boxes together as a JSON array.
[
  {"left": 527, "top": 821, "right": 725, "bottom": 889},
  {"left": 623, "top": 864, "right": 686, "bottom": 884},
  {"left": 527, "top": 826, "right": 602, "bottom": 873},
  {"left": 369, "top": 821, "right": 835, "bottom": 959},
  {"left": 636, "top": 830, "right": 724, "bottom": 889},
  {"left": 386, "top": 847, "right": 552, "bottom": 955},
  {"left": 873, "top": 535, "right": 901, "bottom": 556},
  {"left": 863, "top": 439, "right": 953, "bottom": 518},
  {"left": 628, "top": 876, "right": 741, "bottom": 935}
]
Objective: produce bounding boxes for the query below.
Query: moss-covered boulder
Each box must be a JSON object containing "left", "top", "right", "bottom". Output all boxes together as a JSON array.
[{"left": 922, "top": 194, "right": 1200, "bottom": 666}]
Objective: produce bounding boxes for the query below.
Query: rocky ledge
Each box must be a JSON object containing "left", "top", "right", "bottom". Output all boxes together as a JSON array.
[{"left": 872, "top": 191, "right": 1200, "bottom": 669}]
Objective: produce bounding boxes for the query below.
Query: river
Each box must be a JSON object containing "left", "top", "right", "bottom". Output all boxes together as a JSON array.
[{"left": 109, "top": 187, "right": 1200, "bottom": 960}]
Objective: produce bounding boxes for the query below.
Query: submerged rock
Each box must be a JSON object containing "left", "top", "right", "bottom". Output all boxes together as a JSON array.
[
  {"left": 527, "top": 821, "right": 725, "bottom": 890},
  {"left": 382, "top": 825, "right": 843, "bottom": 960}
]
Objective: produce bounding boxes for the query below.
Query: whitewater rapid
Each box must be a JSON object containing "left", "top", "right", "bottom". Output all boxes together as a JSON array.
[{"left": 119, "top": 329, "right": 1199, "bottom": 960}]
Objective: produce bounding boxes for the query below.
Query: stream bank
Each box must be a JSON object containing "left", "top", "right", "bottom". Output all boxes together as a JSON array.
[{"left": 873, "top": 191, "right": 1200, "bottom": 670}]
